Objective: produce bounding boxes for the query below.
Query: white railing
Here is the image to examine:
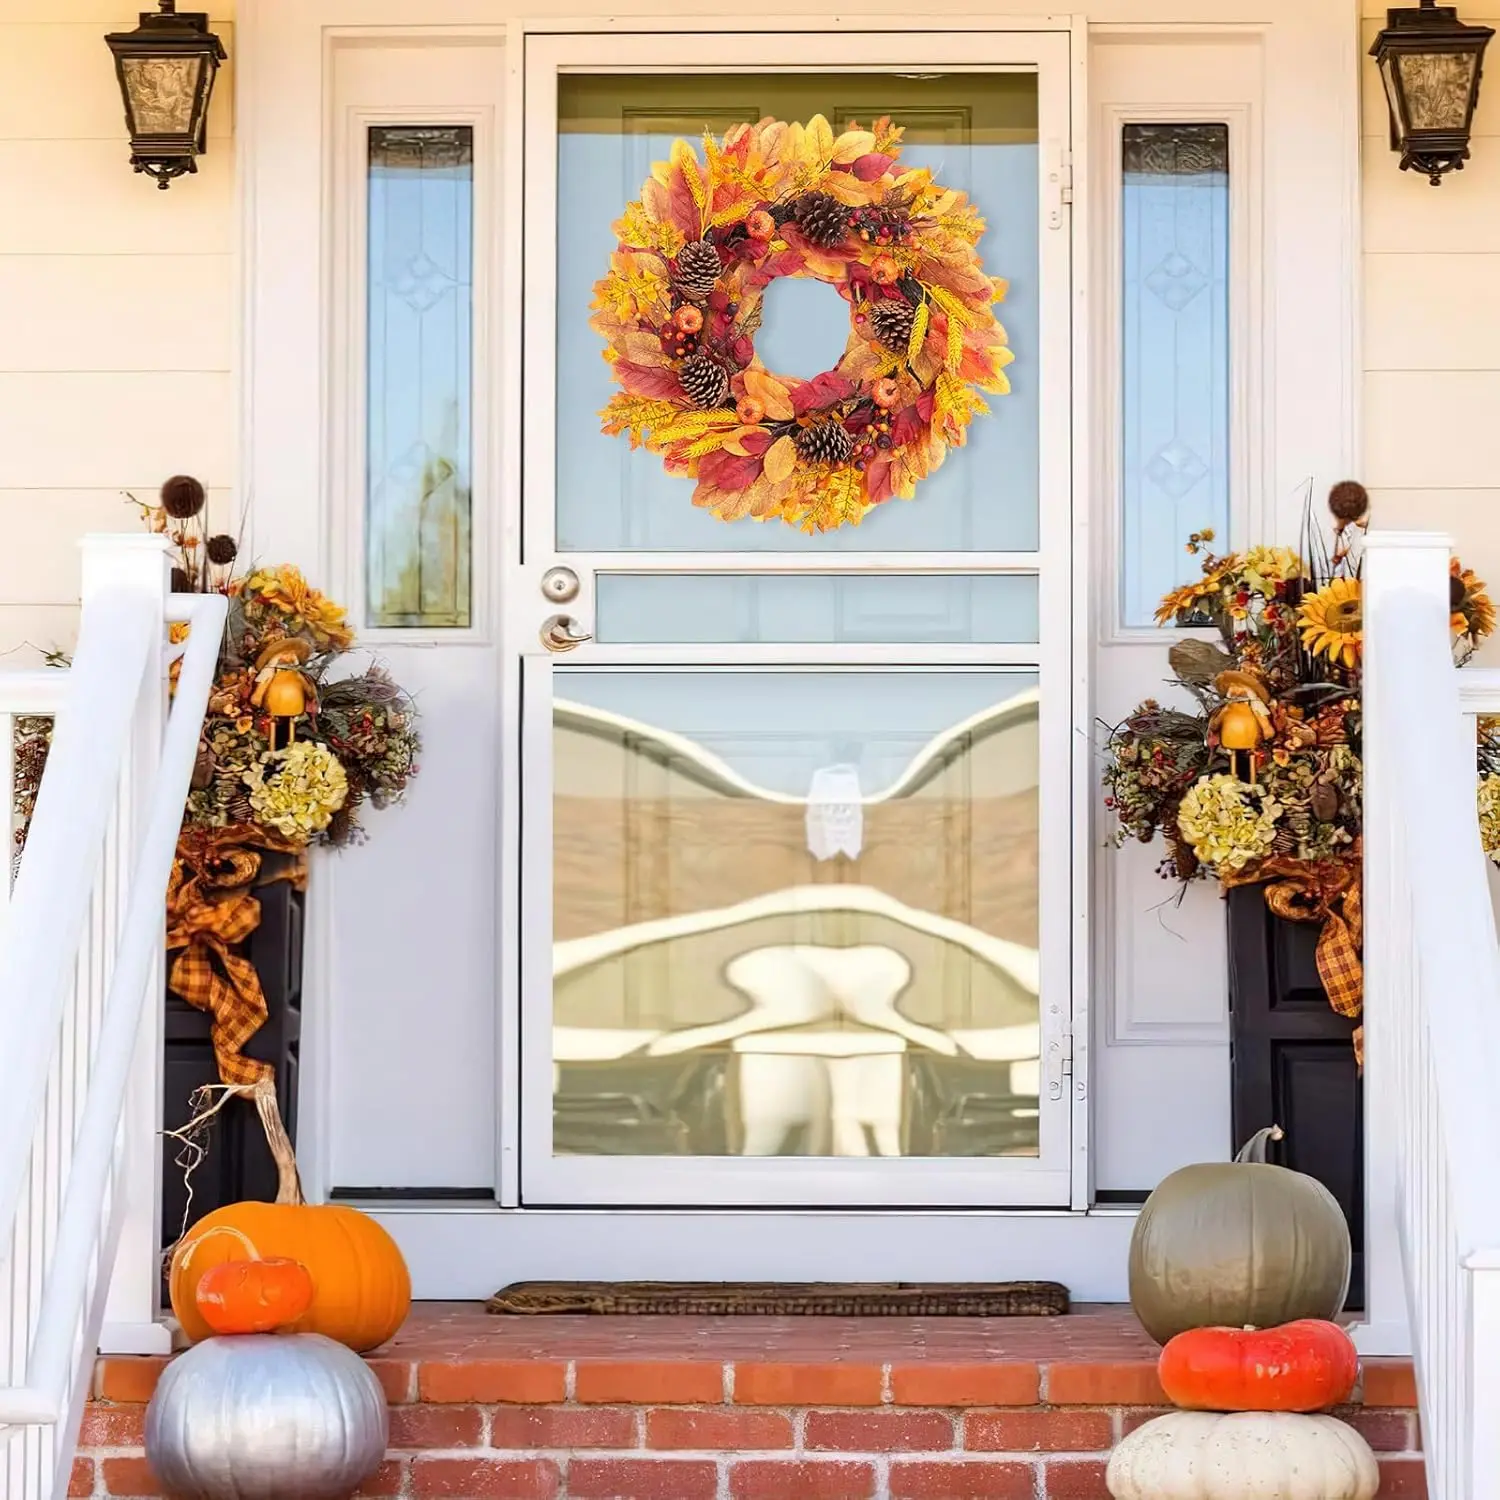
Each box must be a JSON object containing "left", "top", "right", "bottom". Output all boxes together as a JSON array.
[
  {"left": 0, "top": 536, "right": 226, "bottom": 1500},
  {"left": 1364, "top": 533, "right": 1500, "bottom": 1499}
]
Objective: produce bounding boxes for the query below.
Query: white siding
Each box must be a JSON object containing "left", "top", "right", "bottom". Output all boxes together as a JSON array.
[
  {"left": 1362, "top": 7, "right": 1500, "bottom": 651},
  {"left": 0, "top": 4, "right": 234, "bottom": 660}
]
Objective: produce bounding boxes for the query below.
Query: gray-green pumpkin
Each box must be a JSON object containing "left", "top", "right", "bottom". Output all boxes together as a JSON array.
[{"left": 1128, "top": 1127, "right": 1351, "bottom": 1345}]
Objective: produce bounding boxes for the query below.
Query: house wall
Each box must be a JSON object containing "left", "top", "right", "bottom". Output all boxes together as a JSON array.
[
  {"left": 8, "top": 7, "right": 1495, "bottom": 650},
  {"left": 0, "top": 0, "right": 234, "bottom": 662},
  {"left": 1362, "top": 2, "right": 1500, "bottom": 661}
]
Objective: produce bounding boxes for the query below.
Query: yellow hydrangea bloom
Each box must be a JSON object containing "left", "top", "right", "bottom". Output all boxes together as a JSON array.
[
  {"left": 245, "top": 741, "right": 349, "bottom": 843},
  {"left": 1177, "top": 773, "right": 1280, "bottom": 875}
]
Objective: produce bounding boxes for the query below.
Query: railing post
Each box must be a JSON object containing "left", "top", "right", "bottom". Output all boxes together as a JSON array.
[
  {"left": 80, "top": 536, "right": 175, "bottom": 1358},
  {"left": 1358, "top": 531, "right": 1452, "bottom": 1357}
]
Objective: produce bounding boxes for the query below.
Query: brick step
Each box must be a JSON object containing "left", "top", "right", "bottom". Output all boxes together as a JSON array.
[{"left": 75, "top": 1305, "right": 1426, "bottom": 1499}]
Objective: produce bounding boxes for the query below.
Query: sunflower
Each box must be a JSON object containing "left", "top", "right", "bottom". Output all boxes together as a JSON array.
[
  {"left": 1451, "top": 561, "right": 1496, "bottom": 643},
  {"left": 1298, "top": 577, "right": 1362, "bottom": 669},
  {"left": 1154, "top": 557, "right": 1240, "bottom": 627},
  {"left": 239, "top": 565, "right": 355, "bottom": 652}
]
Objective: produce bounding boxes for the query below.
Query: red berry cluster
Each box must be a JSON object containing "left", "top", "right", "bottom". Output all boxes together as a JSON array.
[{"left": 851, "top": 206, "right": 912, "bottom": 246}]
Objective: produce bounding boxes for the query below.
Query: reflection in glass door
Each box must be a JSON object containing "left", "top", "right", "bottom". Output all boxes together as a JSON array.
[
  {"left": 552, "top": 670, "right": 1041, "bottom": 1161},
  {"left": 515, "top": 31, "right": 1075, "bottom": 1207}
]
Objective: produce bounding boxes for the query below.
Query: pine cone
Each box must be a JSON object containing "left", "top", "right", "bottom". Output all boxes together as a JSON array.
[
  {"left": 673, "top": 239, "right": 722, "bottom": 300},
  {"left": 793, "top": 191, "right": 851, "bottom": 248},
  {"left": 795, "top": 420, "right": 854, "bottom": 466},
  {"left": 679, "top": 354, "right": 730, "bottom": 410},
  {"left": 870, "top": 298, "right": 916, "bottom": 352}
]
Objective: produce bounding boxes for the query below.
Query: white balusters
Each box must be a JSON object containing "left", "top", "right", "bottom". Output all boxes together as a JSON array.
[
  {"left": 1365, "top": 533, "right": 1500, "bottom": 1499},
  {"left": 0, "top": 536, "right": 226, "bottom": 1500}
]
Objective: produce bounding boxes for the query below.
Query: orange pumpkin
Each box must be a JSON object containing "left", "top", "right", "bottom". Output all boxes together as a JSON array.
[
  {"left": 1158, "top": 1319, "right": 1358, "bottom": 1413},
  {"left": 169, "top": 1083, "right": 410, "bottom": 1353},
  {"left": 194, "top": 1257, "right": 314, "bottom": 1335}
]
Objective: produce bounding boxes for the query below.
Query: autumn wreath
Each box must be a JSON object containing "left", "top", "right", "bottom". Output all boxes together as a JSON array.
[{"left": 591, "top": 115, "right": 1015, "bottom": 533}]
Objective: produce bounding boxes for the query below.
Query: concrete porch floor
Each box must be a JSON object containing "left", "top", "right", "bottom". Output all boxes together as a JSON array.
[{"left": 78, "top": 1303, "right": 1425, "bottom": 1498}]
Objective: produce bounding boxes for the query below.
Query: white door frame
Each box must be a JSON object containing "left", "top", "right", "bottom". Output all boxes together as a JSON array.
[{"left": 506, "top": 24, "right": 1081, "bottom": 1210}]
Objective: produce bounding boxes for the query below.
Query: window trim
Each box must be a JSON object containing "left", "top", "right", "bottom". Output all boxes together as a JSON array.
[
  {"left": 329, "top": 98, "right": 499, "bottom": 648},
  {"left": 1096, "top": 98, "right": 1261, "bottom": 645}
]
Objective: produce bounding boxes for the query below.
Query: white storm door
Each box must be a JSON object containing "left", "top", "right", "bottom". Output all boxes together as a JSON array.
[{"left": 508, "top": 27, "right": 1079, "bottom": 1208}]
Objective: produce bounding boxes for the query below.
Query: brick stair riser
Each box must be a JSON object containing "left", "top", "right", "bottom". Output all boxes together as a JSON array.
[{"left": 75, "top": 1352, "right": 1427, "bottom": 1500}]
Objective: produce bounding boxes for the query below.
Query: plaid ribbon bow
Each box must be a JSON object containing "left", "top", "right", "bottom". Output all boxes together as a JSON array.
[
  {"left": 1230, "top": 852, "right": 1364, "bottom": 1066},
  {"left": 166, "top": 829, "right": 305, "bottom": 1087}
]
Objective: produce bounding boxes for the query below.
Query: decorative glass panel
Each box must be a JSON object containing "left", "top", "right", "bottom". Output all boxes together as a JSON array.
[
  {"left": 552, "top": 670, "right": 1041, "bottom": 1158},
  {"left": 1400, "top": 52, "right": 1477, "bottom": 131},
  {"left": 1120, "top": 123, "right": 1230, "bottom": 628},
  {"left": 366, "top": 125, "right": 474, "bottom": 629},
  {"left": 594, "top": 573, "right": 1039, "bottom": 644},
  {"left": 555, "top": 74, "right": 1039, "bottom": 553},
  {"left": 121, "top": 55, "right": 203, "bottom": 136}
]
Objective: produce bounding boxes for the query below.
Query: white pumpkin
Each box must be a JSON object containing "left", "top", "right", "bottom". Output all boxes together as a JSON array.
[{"left": 1106, "top": 1411, "right": 1380, "bottom": 1500}]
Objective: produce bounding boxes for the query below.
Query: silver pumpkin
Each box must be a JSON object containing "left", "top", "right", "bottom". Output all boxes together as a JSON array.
[{"left": 145, "top": 1333, "right": 388, "bottom": 1500}]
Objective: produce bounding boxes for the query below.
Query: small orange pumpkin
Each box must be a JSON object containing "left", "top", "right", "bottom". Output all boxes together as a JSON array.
[
  {"left": 194, "top": 1257, "right": 315, "bottom": 1335},
  {"left": 169, "top": 1083, "right": 410, "bottom": 1353},
  {"left": 1158, "top": 1319, "right": 1358, "bottom": 1413}
]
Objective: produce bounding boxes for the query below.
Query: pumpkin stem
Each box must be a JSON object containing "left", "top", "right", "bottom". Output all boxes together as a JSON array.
[
  {"left": 1235, "top": 1124, "right": 1286, "bottom": 1164},
  {"left": 252, "top": 1077, "right": 306, "bottom": 1207}
]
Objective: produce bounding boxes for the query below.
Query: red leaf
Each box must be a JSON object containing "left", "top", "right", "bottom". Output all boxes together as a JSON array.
[
  {"left": 915, "top": 389, "right": 936, "bottom": 422},
  {"left": 892, "top": 406, "right": 926, "bottom": 446},
  {"left": 616, "top": 361, "right": 685, "bottom": 401},
  {"left": 792, "top": 371, "right": 856, "bottom": 416},
  {"left": 852, "top": 153, "right": 895, "bottom": 181},
  {"left": 731, "top": 337, "right": 755, "bottom": 366},
  {"left": 866, "top": 456, "right": 894, "bottom": 504},
  {"left": 697, "top": 448, "right": 764, "bottom": 490},
  {"left": 739, "top": 429, "right": 773, "bottom": 457}
]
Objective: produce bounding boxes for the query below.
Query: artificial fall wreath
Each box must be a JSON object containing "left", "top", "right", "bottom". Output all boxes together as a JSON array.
[{"left": 591, "top": 114, "right": 1015, "bottom": 533}]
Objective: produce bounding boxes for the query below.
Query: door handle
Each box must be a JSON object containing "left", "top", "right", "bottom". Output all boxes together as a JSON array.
[{"left": 540, "top": 613, "right": 592, "bottom": 653}]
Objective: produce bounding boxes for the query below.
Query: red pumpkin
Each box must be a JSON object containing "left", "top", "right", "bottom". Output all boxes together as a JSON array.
[
  {"left": 1158, "top": 1319, "right": 1358, "bottom": 1413},
  {"left": 193, "top": 1257, "right": 315, "bottom": 1336}
]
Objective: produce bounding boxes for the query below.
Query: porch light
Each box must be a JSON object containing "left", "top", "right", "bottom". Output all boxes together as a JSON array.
[
  {"left": 104, "top": 1, "right": 226, "bottom": 189},
  {"left": 1372, "top": 0, "right": 1494, "bottom": 184}
]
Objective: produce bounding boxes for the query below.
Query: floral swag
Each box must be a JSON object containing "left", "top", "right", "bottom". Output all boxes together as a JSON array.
[{"left": 1101, "top": 481, "right": 1497, "bottom": 1062}]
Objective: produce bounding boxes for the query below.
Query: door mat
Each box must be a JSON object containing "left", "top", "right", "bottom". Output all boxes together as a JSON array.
[{"left": 486, "top": 1281, "right": 1070, "bottom": 1317}]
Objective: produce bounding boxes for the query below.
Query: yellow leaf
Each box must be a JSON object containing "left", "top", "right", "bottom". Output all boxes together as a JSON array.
[
  {"left": 946, "top": 313, "right": 964, "bottom": 373},
  {"left": 622, "top": 331, "right": 668, "bottom": 366},
  {"left": 764, "top": 435, "right": 798, "bottom": 484},
  {"left": 671, "top": 138, "right": 707, "bottom": 223},
  {"left": 806, "top": 114, "right": 835, "bottom": 163},
  {"left": 907, "top": 299, "right": 931, "bottom": 364},
  {"left": 744, "top": 368, "right": 795, "bottom": 422},
  {"left": 832, "top": 129, "right": 876, "bottom": 164}
]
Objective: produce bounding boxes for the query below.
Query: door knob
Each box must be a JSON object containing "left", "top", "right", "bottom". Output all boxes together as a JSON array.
[
  {"left": 540, "top": 613, "right": 592, "bottom": 653},
  {"left": 540, "top": 566, "right": 581, "bottom": 603}
]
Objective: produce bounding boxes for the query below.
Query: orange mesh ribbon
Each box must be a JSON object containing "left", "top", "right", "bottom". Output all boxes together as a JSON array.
[
  {"left": 1228, "top": 854, "right": 1364, "bottom": 1065},
  {"left": 166, "top": 827, "right": 306, "bottom": 1087}
]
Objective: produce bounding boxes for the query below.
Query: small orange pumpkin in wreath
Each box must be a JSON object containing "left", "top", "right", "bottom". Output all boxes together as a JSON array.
[{"left": 592, "top": 115, "right": 1014, "bottom": 534}]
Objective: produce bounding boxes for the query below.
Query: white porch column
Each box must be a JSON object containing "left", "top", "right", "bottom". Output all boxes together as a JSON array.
[
  {"left": 1356, "top": 530, "right": 1449, "bottom": 1357},
  {"left": 87, "top": 535, "right": 175, "bottom": 1358}
]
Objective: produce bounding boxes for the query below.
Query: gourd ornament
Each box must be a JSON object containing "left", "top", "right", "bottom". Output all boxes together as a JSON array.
[
  {"left": 146, "top": 1254, "right": 388, "bottom": 1500},
  {"left": 1158, "top": 1319, "right": 1358, "bottom": 1413},
  {"left": 1105, "top": 1411, "right": 1378, "bottom": 1500},
  {"left": 1129, "top": 1127, "right": 1351, "bottom": 1345},
  {"left": 145, "top": 1333, "right": 388, "bottom": 1500},
  {"left": 169, "top": 1081, "right": 410, "bottom": 1352},
  {"left": 193, "top": 1257, "right": 315, "bottom": 1337}
]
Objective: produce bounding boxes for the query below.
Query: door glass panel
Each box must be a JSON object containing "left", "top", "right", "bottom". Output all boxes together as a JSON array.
[
  {"left": 556, "top": 73, "right": 1039, "bottom": 552},
  {"left": 552, "top": 670, "right": 1041, "bottom": 1158},
  {"left": 594, "top": 573, "right": 1040, "bottom": 644},
  {"left": 1119, "top": 123, "right": 1230, "bottom": 628},
  {"left": 366, "top": 124, "right": 474, "bottom": 628}
]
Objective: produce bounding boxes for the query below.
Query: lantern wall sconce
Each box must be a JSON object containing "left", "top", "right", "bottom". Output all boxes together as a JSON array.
[
  {"left": 1371, "top": 0, "right": 1494, "bottom": 184},
  {"left": 105, "top": 1, "right": 226, "bottom": 189}
]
